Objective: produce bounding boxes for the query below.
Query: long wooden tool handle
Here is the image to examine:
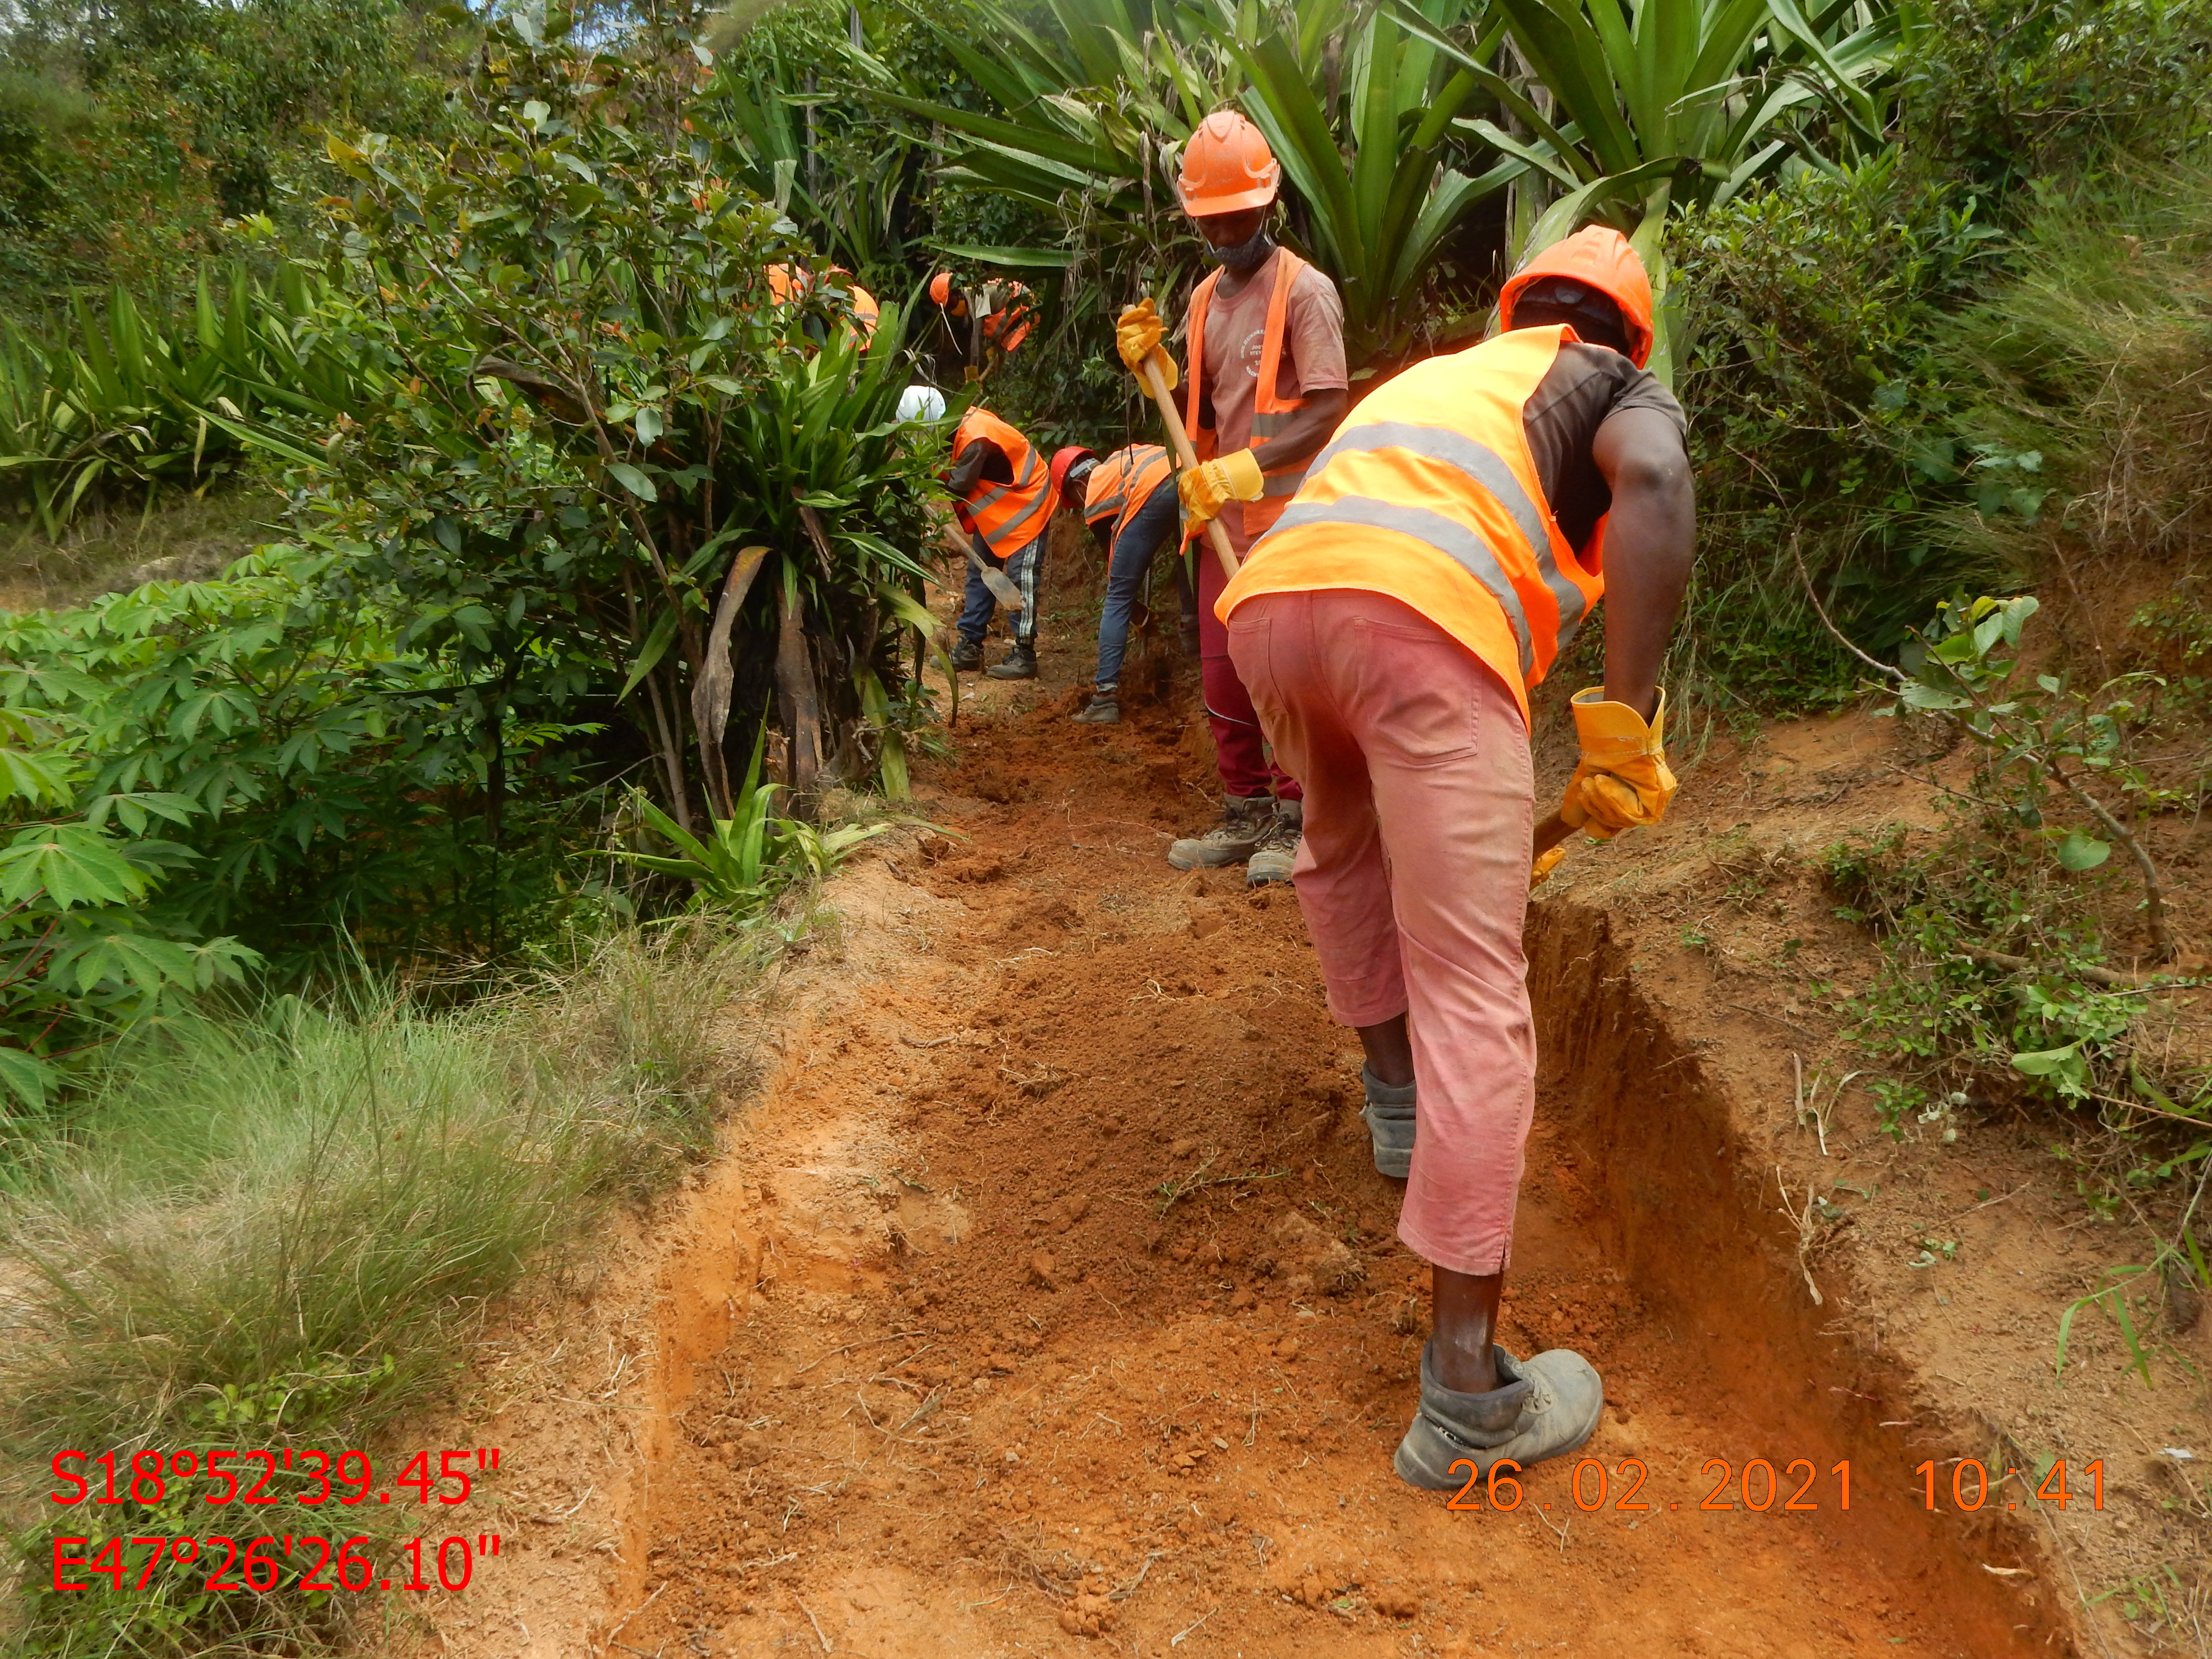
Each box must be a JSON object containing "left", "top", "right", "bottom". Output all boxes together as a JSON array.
[
  {"left": 1139, "top": 357, "right": 1241, "bottom": 586},
  {"left": 1533, "top": 812, "right": 1577, "bottom": 858}
]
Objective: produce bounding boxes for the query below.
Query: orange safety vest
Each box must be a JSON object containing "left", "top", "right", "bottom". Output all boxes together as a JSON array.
[
  {"left": 947, "top": 408, "right": 1055, "bottom": 558},
  {"left": 1082, "top": 444, "right": 1176, "bottom": 542},
  {"left": 1186, "top": 246, "right": 1316, "bottom": 539},
  {"left": 980, "top": 280, "right": 1036, "bottom": 353},
  {"left": 1217, "top": 325, "right": 1608, "bottom": 727}
]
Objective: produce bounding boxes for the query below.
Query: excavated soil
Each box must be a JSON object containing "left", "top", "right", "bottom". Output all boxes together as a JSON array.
[{"left": 397, "top": 570, "right": 2211, "bottom": 1659}]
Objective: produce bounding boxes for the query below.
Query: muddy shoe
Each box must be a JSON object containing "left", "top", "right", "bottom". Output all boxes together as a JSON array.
[
  {"left": 1072, "top": 687, "right": 1120, "bottom": 724},
  {"left": 1394, "top": 1342, "right": 1604, "bottom": 1490},
  {"left": 1167, "top": 793, "right": 1273, "bottom": 870},
  {"left": 1246, "top": 798, "right": 1302, "bottom": 886},
  {"left": 986, "top": 640, "right": 1037, "bottom": 680},
  {"left": 950, "top": 636, "right": 984, "bottom": 673},
  {"left": 1361, "top": 1065, "right": 1417, "bottom": 1177}
]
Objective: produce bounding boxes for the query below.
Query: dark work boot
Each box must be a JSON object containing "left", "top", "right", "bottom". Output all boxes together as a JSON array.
[
  {"left": 986, "top": 640, "right": 1038, "bottom": 680},
  {"left": 1072, "top": 684, "right": 1121, "bottom": 724},
  {"left": 950, "top": 636, "right": 983, "bottom": 673}
]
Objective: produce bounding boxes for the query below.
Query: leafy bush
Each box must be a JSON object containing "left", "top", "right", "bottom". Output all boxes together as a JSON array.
[
  {"left": 275, "top": 5, "right": 942, "bottom": 836},
  {"left": 0, "top": 535, "right": 649, "bottom": 1105},
  {"left": 1667, "top": 156, "right": 2009, "bottom": 707},
  {"left": 0, "top": 925, "right": 755, "bottom": 1655},
  {"left": 0, "top": 0, "right": 457, "bottom": 307},
  {"left": 1900, "top": 0, "right": 2212, "bottom": 202}
]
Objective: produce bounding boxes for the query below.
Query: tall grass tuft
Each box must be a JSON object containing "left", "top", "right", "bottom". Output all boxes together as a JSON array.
[
  {"left": 1936, "top": 152, "right": 2212, "bottom": 594},
  {"left": 0, "top": 924, "right": 757, "bottom": 1655}
]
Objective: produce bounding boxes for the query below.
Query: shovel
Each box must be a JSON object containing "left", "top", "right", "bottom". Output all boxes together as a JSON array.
[{"left": 934, "top": 508, "right": 1025, "bottom": 611}]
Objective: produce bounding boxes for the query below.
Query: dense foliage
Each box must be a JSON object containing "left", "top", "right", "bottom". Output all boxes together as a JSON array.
[
  {"left": 0, "top": 0, "right": 454, "bottom": 308},
  {"left": 1, "top": 4, "right": 950, "bottom": 1106}
]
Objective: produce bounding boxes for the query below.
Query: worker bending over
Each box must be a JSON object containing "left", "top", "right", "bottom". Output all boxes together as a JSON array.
[
  {"left": 929, "top": 272, "right": 1038, "bottom": 380},
  {"left": 1217, "top": 227, "right": 1695, "bottom": 1485},
  {"left": 1071, "top": 443, "right": 1188, "bottom": 725},
  {"left": 944, "top": 406, "right": 1093, "bottom": 681},
  {"left": 1116, "top": 111, "right": 1348, "bottom": 886}
]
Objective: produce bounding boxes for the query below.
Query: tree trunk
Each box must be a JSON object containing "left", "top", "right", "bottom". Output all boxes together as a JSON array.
[
  {"left": 776, "top": 565, "right": 822, "bottom": 818},
  {"left": 643, "top": 661, "right": 694, "bottom": 834},
  {"left": 690, "top": 544, "right": 772, "bottom": 819}
]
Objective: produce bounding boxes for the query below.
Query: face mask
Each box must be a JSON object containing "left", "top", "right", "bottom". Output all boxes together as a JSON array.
[{"left": 1208, "top": 227, "right": 1275, "bottom": 273}]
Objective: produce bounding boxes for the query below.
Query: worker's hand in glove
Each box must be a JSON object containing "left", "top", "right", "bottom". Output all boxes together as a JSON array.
[
  {"left": 1559, "top": 687, "right": 1677, "bottom": 839},
  {"left": 1529, "top": 844, "right": 1567, "bottom": 889},
  {"left": 1178, "top": 448, "right": 1265, "bottom": 524},
  {"left": 1115, "top": 299, "right": 1178, "bottom": 392}
]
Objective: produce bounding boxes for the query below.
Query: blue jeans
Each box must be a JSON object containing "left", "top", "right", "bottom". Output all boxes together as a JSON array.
[
  {"left": 1089, "top": 480, "right": 1181, "bottom": 690},
  {"left": 956, "top": 530, "right": 1044, "bottom": 645}
]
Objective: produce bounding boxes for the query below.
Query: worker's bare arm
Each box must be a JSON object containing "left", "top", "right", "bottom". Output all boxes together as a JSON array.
[
  {"left": 1591, "top": 406, "right": 1695, "bottom": 722},
  {"left": 1258, "top": 386, "right": 1348, "bottom": 473}
]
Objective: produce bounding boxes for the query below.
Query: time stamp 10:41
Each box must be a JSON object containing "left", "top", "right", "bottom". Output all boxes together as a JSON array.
[
  {"left": 46, "top": 1447, "right": 505, "bottom": 1597},
  {"left": 1441, "top": 1455, "right": 2111, "bottom": 1515}
]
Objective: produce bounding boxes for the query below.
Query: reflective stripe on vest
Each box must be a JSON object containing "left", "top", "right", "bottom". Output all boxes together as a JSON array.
[
  {"left": 1299, "top": 419, "right": 1592, "bottom": 656},
  {"left": 1084, "top": 445, "right": 1175, "bottom": 541},
  {"left": 950, "top": 408, "right": 1054, "bottom": 558},
  {"left": 1238, "top": 325, "right": 1605, "bottom": 693},
  {"left": 1186, "top": 247, "right": 1314, "bottom": 532}
]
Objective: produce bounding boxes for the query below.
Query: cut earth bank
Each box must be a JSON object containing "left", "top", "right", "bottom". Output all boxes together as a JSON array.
[{"left": 393, "top": 575, "right": 2210, "bottom": 1659}]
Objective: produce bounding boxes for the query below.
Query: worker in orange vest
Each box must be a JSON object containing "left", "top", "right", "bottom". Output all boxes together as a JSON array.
[
  {"left": 929, "top": 273, "right": 1038, "bottom": 379},
  {"left": 1216, "top": 226, "right": 1694, "bottom": 1488},
  {"left": 1115, "top": 111, "right": 1348, "bottom": 884},
  {"left": 944, "top": 409, "right": 1094, "bottom": 680},
  {"left": 1070, "top": 443, "right": 1189, "bottom": 724}
]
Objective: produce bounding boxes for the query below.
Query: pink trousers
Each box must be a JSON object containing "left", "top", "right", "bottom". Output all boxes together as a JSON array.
[{"left": 1227, "top": 589, "right": 1535, "bottom": 1276}]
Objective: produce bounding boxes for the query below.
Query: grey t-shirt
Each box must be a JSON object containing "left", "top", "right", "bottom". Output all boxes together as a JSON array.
[{"left": 1520, "top": 338, "right": 1686, "bottom": 556}]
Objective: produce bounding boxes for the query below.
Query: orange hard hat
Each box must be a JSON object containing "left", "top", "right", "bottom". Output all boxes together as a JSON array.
[
  {"left": 928, "top": 271, "right": 953, "bottom": 307},
  {"left": 1498, "top": 226, "right": 1655, "bottom": 368},
  {"left": 1176, "top": 111, "right": 1281, "bottom": 216}
]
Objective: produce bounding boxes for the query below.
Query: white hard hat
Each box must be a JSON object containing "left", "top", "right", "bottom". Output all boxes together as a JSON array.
[{"left": 896, "top": 384, "right": 948, "bottom": 423}]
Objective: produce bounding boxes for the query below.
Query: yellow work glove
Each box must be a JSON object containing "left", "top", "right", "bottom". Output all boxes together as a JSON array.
[
  {"left": 1529, "top": 845, "right": 1567, "bottom": 889},
  {"left": 1115, "top": 299, "right": 1178, "bottom": 392},
  {"left": 1178, "top": 448, "right": 1265, "bottom": 524},
  {"left": 1559, "top": 687, "right": 1677, "bottom": 840}
]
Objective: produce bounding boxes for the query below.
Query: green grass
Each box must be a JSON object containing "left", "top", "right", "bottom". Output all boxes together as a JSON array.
[
  {"left": 0, "top": 484, "right": 284, "bottom": 615},
  {"left": 0, "top": 923, "right": 760, "bottom": 1655}
]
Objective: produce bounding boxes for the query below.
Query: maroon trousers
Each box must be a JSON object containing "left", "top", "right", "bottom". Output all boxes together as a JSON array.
[{"left": 1196, "top": 526, "right": 1302, "bottom": 802}]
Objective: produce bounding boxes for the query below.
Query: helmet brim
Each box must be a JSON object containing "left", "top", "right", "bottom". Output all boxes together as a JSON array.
[{"left": 1176, "top": 179, "right": 1280, "bottom": 216}]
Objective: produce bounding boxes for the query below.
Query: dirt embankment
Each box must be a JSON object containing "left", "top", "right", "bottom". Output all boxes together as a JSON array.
[{"left": 393, "top": 595, "right": 2208, "bottom": 1659}]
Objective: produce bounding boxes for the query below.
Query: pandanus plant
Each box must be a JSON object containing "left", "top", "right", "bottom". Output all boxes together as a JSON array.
[
  {"left": 851, "top": 0, "right": 1902, "bottom": 375},
  {"left": 0, "top": 267, "right": 365, "bottom": 534},
  {"left": 856, "top": 0, "right": 1511, "bottom": 365}
]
